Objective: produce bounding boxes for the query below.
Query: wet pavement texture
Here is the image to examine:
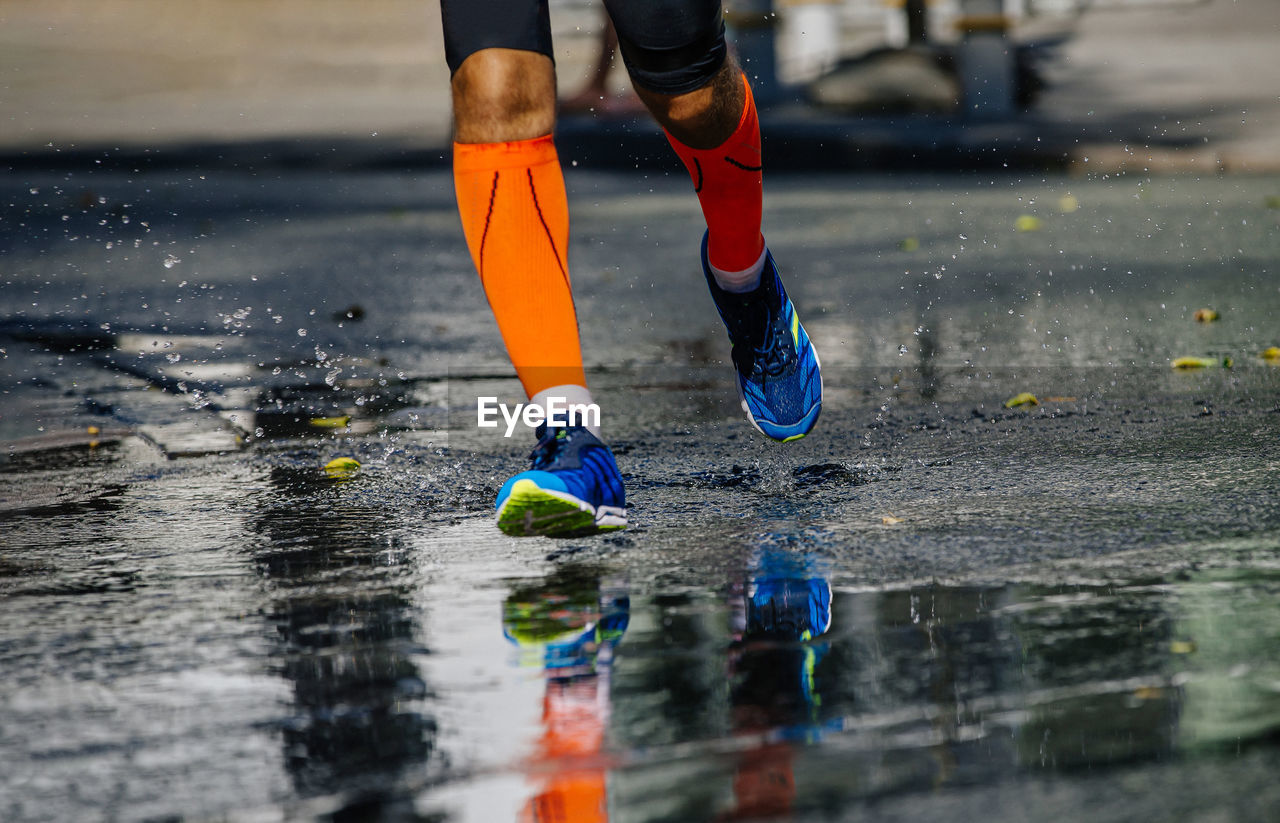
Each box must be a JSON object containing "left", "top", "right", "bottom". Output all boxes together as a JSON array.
[{"left": 2, "top": 168, "right": 1280, "bottom": 821}]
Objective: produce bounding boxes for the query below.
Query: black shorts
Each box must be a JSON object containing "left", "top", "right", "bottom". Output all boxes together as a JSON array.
[{"left": 440, "top": 0, "right": 727, "bottom": 95}]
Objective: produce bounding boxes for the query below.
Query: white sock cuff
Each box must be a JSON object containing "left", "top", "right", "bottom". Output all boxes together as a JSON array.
[
  {"left": 710, "top": 245, "right": 768, "bottom": 293},
  {"left": 530, "top": 384, "right": 602, "bottom": 439}
]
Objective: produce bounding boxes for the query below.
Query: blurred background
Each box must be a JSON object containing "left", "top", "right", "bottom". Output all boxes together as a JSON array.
[{"left": 2, "top": 0, "right": 1276, "bottom": 170}]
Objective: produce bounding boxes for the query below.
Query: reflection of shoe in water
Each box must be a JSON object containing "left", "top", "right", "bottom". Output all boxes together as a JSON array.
[
  {"left": 737, "top": 577, "right": 832, "bottom": 724},
  {"left": 496, "top": 424, "right": 627, "bottom": 537},
  {"left": 701, "top": 233, "right": 822, "bottom": 442},
  {"left": 508, "top": 574, "right": 624, "bottom": 823},
  {"left": 746, "top": 578, "right": 832, "bottom": 642},
  {"left": 503, "top": 603, "right": 629, "bottom": 675},
  {"left": 503, "top": 572, "right": 630, "bottom": 676}
]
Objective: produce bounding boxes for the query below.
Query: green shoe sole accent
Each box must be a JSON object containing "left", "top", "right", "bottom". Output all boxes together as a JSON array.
[{"left": 496, "top": 479, "right": 626, "bottom": 538}]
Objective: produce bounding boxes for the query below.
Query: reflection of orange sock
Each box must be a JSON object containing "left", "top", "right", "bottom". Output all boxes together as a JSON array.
[
  {"left": 729, "top": 743, "right": 795, "bottom": 819},
  {"left": 519, "top": 680, "right": 609, "bottom": 823},
  {"left": 665, "top": 74, "right": 765, "bottom": 274},
  {"left": 522, "top": 774, "right": 607, "bottom": 823},
  {"left": 454, "top": 136, "right": 585, "bottom": 398}
]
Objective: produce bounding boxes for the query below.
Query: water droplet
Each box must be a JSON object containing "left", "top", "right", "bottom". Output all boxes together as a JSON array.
[
  {"left": 898, "top": 344, "right": 908, "bottom": 355},
  {"left": 163, "top": 254, "right": 181, "bottom": 269}
]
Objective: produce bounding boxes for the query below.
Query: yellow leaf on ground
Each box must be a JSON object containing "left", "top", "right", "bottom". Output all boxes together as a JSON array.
[
  {"left": 1261, "top": 346, "right": 1280, "bottom": 361},
  {"left": 899, "top": 237, "right": 920, "bottom": 251},
  {"left": 324, "top": 457, "right": 361, "bottom": 478},
  {"left": 1058, "top": 194, "right": 1079, "bottom": 213},
  {"left": 1014, "top": 215, "right": 1042, "bottom": 232},
  {"left": 1170, "top": 640, "right": 1197, "bottom": 655},
  {"left": 309, "top": 416, "right": 351, "bottom": 429},
  {"left": 1172, "top": 356, "right": 1231, "bottom": 369},
  {"left": 1004, "top": 392, "right": 1039, "bottom": 408},
  {"left": 1193, "top": 308, "right": 1219, "bottom": 322},
  {"left": 881, "top": 515, "right": 904, "bottom": 525}
]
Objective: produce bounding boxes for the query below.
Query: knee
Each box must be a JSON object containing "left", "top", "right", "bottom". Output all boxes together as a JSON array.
[
  {"left": 636, "top": 58, "right": 743, "bottom": 149},
  {"left": 452, "top": 49, "right": 556, "bottom": 144}
]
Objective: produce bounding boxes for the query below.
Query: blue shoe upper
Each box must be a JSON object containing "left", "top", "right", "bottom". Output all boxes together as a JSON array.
[
  {"left": 495, "top": 424, "right": 626, "bottom": 511},
  {"left": 747, "top": 577, "right": 833, "bottom": 642},
  {"left": 701, "top": 234, "right": 822, "bottom": 439}
]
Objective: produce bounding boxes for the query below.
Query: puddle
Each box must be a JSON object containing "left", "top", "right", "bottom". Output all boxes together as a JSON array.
[
  {"left": 1, "top": 444, "right": 1277, "bottom": 821},
  {"left": 416, "top": 551, "right": 1280, "bottom": 821},
  {"left": 2, "top": 331, "right": 1278, "bottom": 821}
]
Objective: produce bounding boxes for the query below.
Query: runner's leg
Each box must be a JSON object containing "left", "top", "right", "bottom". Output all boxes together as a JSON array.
[
  {"left": 605, "top": 0, "right": 823, "bottom": 441},
  {"left": 443, "top": 0, "right": 589, "bottom": 413},
  {"left": 440, "top": 0, "right": 625, "bottom": 535},
  {"left": 604, "top": 0, "right": 765, "bottom": 290}
]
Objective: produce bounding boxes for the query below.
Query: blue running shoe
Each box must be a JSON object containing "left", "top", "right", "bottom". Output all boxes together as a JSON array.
[
  {"left": 702, "top": 233, "right": 822, "bottom": 441},
  {"left": 495, "top": 424, "right": 627, "bottom": 537},
  {"left": 746, "top": 577, "right": 833, "bottom": 642}
]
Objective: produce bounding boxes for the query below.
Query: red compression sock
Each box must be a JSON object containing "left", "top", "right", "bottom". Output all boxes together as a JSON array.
[{"left": 664, "top": 73, "right": 765, "bottom": 274}]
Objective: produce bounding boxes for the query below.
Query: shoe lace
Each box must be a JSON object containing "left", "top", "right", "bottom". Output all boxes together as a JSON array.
[
  {"left": 528, "top": 425, "right": 573, "bottom": 470},
  {"left": 755, "top": 318, "right": 794, "bottom": 378},
  {"left": 734, "top": 313, "right": 793, "bottom": 380}
]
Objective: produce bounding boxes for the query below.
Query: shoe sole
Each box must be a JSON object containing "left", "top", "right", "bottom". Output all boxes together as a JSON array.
[{"left": 496, "top": 478, "right": 627, "bottom": 537}]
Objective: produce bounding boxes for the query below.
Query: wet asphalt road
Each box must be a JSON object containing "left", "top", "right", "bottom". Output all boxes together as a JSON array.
[{"left": 2, "top": 166, "right": 1280, "bottom": 821}]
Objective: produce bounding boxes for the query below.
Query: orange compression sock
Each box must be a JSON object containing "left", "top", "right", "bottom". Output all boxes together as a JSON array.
[
  {"left": 453, "top": 135, "right": 586, "bottom": 399},
  {"left": 664, "top": 73, "right": 765, "bottom": 275}
]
